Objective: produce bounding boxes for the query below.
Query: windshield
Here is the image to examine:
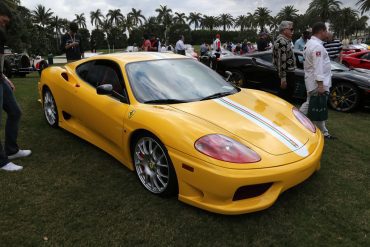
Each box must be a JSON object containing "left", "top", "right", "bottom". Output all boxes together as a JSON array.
[
  {"left": 126, "top": 59, "right": 238, "bottom": 103},
  {"left": 331, "top": 61, "right": 349, "bottom": 71}
]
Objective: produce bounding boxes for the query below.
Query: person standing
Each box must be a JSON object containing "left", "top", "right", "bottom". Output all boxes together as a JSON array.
[
  {"left": 141, "top": 34, "right": 151, "bottom": 51},
  {"left": 60, "top": 22, "right": 84, "bottom": 63},
  {"left": 300, "top": 22, "right": 336, "bottom": 140},
  {"left": 200, "top": 41, "right": 208, "bottom": 56},
  {"left": 294, "top": 30, "right": 311, "bottom": 51},
  {"left": 175, "top": 35, "right": 186, "bottom": 55},
  {"left": 323, "top": 32, "right": 342, "bottom": 62},
  {"left": 213, "top": 34, "right": 221, "bottom": 52},
  {"left": 272, "top": 21, "right": 296, "bottom": 103},
  {"left": 0, "top": 3, "right": 32, "bottom": 171},
  {"left": 257, "top": 32, "right": 270, "bottom": 51}
]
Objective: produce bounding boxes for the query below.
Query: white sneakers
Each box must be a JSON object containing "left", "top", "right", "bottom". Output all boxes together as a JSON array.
[
  {"left": 0, "top": 149, "right": 32, "bottom": 172},
  {"left": 1, "top": 162, "right": 23, "bottom": 171},
  {"left": 8, "top": 149, "right": 32, "bottom": 160}
]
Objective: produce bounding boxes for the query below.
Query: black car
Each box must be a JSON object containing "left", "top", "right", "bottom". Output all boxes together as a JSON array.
[
  {"left": 3, "top": 46, "right": 34, "bottom": 78},
  {"left": 216, "top": 50, "right": 370, "bottom": 112}
]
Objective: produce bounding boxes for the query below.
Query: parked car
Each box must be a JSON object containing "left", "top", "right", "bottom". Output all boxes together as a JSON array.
[
  {"left": 216, "top": 50, "right": 370, "bottom": 112},
  {"left": 341, "top": 50, "right": 370, "bottom": 70},
  {"left": 200, "top": 49, "right": 235, "bottom": 69},
  {"left": 3, "top": 46, "right": 34, "bottom": 78},
  {"left": 38, "top": 52, "right": 323, "bottom": 214},
  {"left": 31, "top": 55, "right": 49, "bottom": 75}
]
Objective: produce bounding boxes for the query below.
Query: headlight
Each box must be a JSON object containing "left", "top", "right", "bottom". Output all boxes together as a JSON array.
[
  {"left": 194, "top": 134, "right": 261, "bottom": 163},
  {"left": 292, "top": 107, "right": 316, "bottom": 133}
]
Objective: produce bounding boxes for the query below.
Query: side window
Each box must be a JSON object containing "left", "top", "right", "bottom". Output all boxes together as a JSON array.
[
  {"left": 76, "top": 61, "right": 94, "bottom": 81},
  {"left": 259, "top": 54, "right": 273, "bottom": 63},
  {"left": 84, "top": 60, "right": 126, "bottom": 101}
]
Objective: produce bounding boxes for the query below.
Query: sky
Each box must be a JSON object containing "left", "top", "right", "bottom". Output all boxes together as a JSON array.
[{"left": 21, "top": 0, "right": 362, "bottom": 30}]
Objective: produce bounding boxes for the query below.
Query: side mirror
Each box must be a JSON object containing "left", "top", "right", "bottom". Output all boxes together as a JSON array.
[
  {"left": 225, "top": 71, "right": 232, "bottom": 82},
  {"left": 251, "top": 57, "right": 257, "bottom": 65},
  {"left": 97, "top": 84, "right": 113, "bottom": 95}
]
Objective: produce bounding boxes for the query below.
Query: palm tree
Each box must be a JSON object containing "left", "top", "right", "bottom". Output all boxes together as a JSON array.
[
  {"left": 155, "top": 5, "right": 173, "bottom": 43},
  {"left": 173, "top": 12, "right": 187, "bottom": 24},
  {"left": 187, "top": 12, "right": 202, "bottom": 30},
  {"left": 306, "top": 0, "right": 342, "bottom": 22},
  {"left": 218, "top": 13, "right": 234, "bottom": 31},
  {"left": 269, "top": 16, "right": 280, "bottom": 38},
  {"left": 245, "top": 12, "right": 256, "bottom": 30},
  {"left": 277, "top": 5, "right": 299, "bottom": 22},
  {"left": 353, "top": 15, "right": 369, "bottom": 37},
  {"left": 331, "top": 8, "right": 358, "bottom": 38},
  {"left": 235, "top": 15, "right": 248, "bottom": 31},
  {"left": 74, "top": 13, "right": 87, "bottom": 29},
  {"left": 128, "top": 8, "right": 146, "bottom": 27},
  {"left": 254, "top": 7, "right": 272, "bottom": 32},
  {"left": 106, "top": 9, "right": 124, "bottom": 26},
  {"left": 356, "top": 0, "right": 370, "bottom": 14},
  {"left": 90, "top": 9, "right": 104, "bottom": 29},
  {"left": 3, "top": 0, "right": 20, "bottom": 10},
  {"left": 201, "top": 15, "right": 218, "bottom": 31},
  {"left": 31, "top": 4, "right": 54, "bottom": 28}
]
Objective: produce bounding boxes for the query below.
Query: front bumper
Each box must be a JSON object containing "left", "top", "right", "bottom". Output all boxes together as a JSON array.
[{"left": 168, "top": 134, "right": 324, "bottom": 215}]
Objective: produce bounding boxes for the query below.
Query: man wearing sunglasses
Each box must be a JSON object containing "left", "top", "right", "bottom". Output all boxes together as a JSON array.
[{"left": 272, "top": 21, "right": 296, "bottom": 103}]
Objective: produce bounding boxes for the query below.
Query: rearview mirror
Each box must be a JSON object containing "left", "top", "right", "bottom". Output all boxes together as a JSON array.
[{"left": 97, "top": 84, "right": 113, "bottom": 95}]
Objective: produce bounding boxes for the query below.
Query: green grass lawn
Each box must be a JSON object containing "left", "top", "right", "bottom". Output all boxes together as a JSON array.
[{"left": 1, "top": 72, "right": 370, "bottom": 246}]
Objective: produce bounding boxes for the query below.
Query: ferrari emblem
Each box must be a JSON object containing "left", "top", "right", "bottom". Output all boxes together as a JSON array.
[{"left": 128, "top": 110, "right": 136, "bottom": 119}]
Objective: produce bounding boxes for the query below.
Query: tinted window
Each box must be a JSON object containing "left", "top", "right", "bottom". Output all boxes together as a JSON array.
[
  {"left": 76, "top": 61, "right": 94, "bottom": 81},
  {"left": 360, "top": 53, "right": 370, "bottom": 60}
]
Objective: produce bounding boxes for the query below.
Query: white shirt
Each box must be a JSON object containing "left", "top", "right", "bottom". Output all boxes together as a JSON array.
[
  {"left": 175, "top": 39, "right": 185, "bottom": 52},
  {"left": 213, "top": 38, "right": 221, "bottom": 50},
  {"left": 303, "top": 36, "right": 332, "bottom": 92}
]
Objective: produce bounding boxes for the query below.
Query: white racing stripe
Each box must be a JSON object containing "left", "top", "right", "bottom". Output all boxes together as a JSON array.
[{"left": 214, "top": 97, "right": 309, "bottom": 157}]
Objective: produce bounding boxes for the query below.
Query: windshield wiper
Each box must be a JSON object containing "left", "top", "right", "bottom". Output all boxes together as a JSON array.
[
  {"left": 200, "top": 91, "right": 234, "bottom": 101},
  {"left": 143, "top": 99, "right": 188, "bottom": 104}
]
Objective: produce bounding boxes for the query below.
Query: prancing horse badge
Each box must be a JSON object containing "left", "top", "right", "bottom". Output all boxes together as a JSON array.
[{"left": 128, "top": 109, "right": 136, "bottom": 119}]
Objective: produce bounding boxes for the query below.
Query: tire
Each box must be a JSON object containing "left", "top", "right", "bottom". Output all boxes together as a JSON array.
[
  {"left": 43, "top": 88, "right": 59, "bottom": 127},
  {"left": 229, "top": 69, "right": 246, "bottom": 87},
  {"left": 132, "top": 134, "right": 178, "bottom": 197},
  {"left": 329, "top": 82, "right": 360, "bottom": 112}
]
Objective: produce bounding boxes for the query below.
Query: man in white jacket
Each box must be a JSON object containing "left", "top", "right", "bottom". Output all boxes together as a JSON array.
[{"left": 300, "top": 22, "right": 336, "bottom": 140}]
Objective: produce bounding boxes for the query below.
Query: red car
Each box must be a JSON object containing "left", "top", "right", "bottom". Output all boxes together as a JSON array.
[{"left": 341, "top": 50, "right": 370, "bottom": 70}]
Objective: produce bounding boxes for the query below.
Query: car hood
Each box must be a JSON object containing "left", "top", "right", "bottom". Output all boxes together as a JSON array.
[
  {"left": 333, "top": 69, "right": 370, "bottom": 86},
  {"left": 170, "top": 90, "right": 310, "bottom": 156}
]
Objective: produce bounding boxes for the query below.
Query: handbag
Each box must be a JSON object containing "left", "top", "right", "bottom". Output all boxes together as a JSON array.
[{"left": 307, "top": 94, "right": 328, "bottom": 121}]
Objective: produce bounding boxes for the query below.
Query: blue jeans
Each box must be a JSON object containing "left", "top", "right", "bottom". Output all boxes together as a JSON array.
[{"left": 0, "top": 78, "right": 21, "bottom": 167}]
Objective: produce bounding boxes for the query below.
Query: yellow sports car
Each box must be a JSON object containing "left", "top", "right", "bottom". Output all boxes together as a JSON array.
[{"left": 38, "top": 52, "right": 323, "bottom": 215}]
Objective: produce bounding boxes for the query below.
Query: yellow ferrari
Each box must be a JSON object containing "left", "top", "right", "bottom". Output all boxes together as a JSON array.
[{"left": 38, "top": 52, "right": 324, "bottom": 215}]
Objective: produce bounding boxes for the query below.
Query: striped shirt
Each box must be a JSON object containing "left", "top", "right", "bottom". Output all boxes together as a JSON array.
[{"left": 323, "top": 39, "right": 342, "bottom": 60}]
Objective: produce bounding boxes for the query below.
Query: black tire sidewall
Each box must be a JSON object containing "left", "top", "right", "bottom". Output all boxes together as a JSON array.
[{"left": 329, "top": 82, "right": 360, "bottom": 112}]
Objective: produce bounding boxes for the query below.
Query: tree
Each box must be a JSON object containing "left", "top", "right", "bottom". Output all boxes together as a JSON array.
[
  {"left": 277, "top": 5, "right": 299, "bottom": 22},
  {"left": 356, "top": 0, "right": 370, "bottom": 14},
  {"left": 306, "top": 0, "right": 342, "bottom": 22},
  {"left": 254, "top": 7, "right": 272, "bottom": 33},
  {"left": 235, "top": 15, "right": 247, "bottom": 32},
  {"left": 187, "top": 12, "right": 202, "bottom": 30},
  {"left": 331, "top": 8, "right": 358, "bottom": 38},
  {"left": 106, "top": 9, "right": 124, "bottom": 26},
  {"left": 31, "top": 4, "right": 54, "bottom": 28},
  {"left": 74, "top": 13, "right": 87, "bottom": 29},
  {"left": 128, "top": 8, "right": 146, "bottom": 27},
  {"left": 201, "top": 15, "right": 218, "bottom": 31},
  {"left": 218, "top": 13, "right": 234, "bottom": 31},
  {"left": 155, "top": 5, "right": 173, "bottom": 44},
  {"left": 173, "top": 12, "right": 187, "bottom": 24},
  {"left": 3, "top": 0, "right": 20, "bottom": 10},
  {"left": 90, "top": 9, "right": 104, "bottom": 29}
]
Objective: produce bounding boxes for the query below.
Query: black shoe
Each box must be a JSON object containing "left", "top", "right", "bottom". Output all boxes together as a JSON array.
[{"left": 324, "top": 135, "right": 337, "bottom": 140}]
